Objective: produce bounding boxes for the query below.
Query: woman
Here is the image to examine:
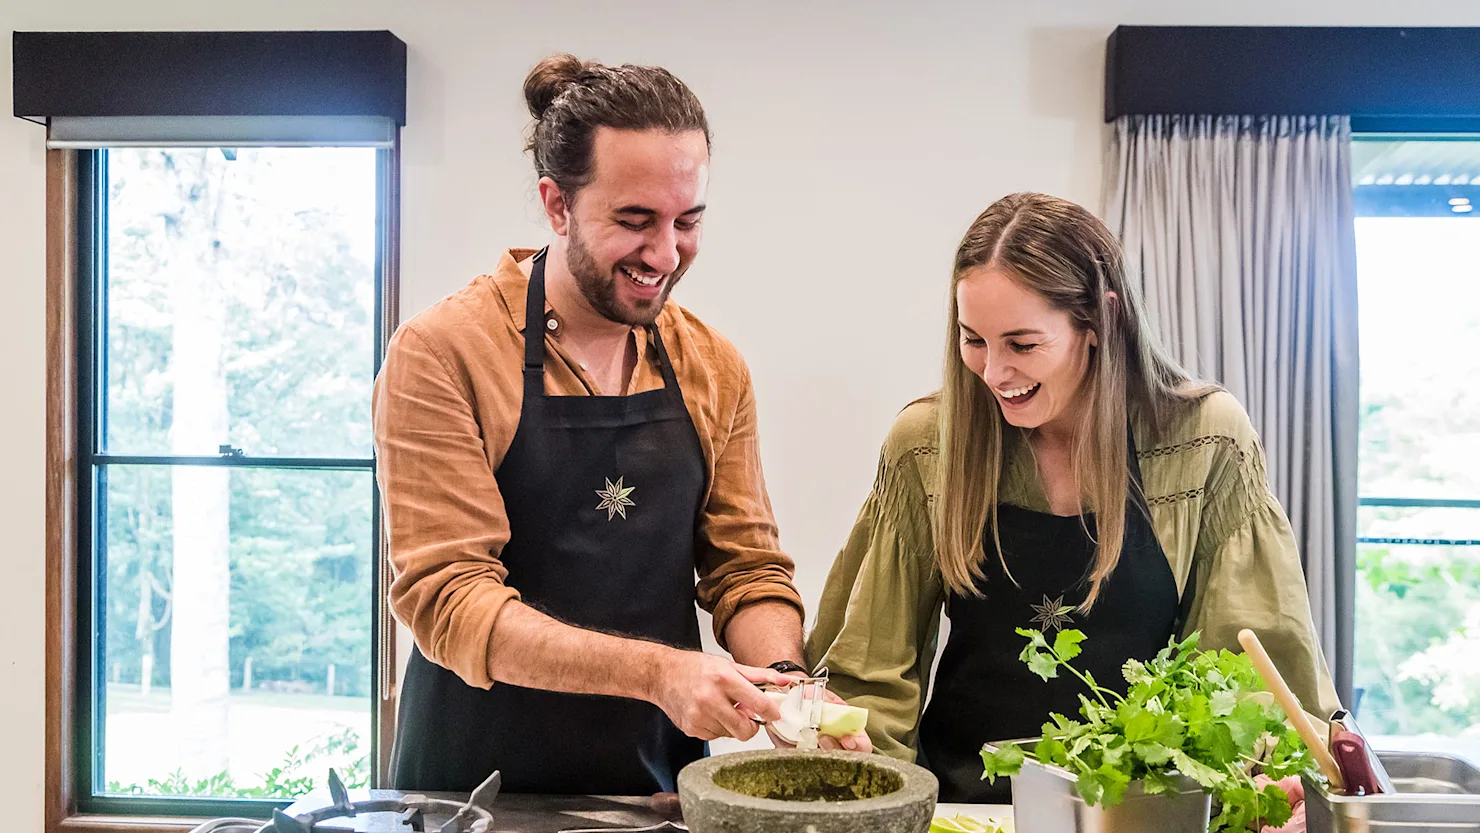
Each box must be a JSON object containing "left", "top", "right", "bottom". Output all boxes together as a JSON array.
[{"left": 806, "top": 193, "right": 1340, "bottom": 804}]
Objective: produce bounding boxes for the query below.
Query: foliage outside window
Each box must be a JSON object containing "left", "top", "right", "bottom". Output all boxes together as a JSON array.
[
  {"left": 1353, "top": 144, "right": 1480, "bottom": 759},
  {"left": 86, "top": 147, "right": 380, "bottom": 804}
]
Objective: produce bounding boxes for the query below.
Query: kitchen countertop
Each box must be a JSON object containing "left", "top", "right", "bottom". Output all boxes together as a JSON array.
[{"left": 281, "top": 789, "right": 1014, "bottom": 832}]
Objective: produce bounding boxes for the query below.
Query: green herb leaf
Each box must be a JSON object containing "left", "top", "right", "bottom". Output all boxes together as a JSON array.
[
  {"left": 1142, "top": 768, "right": 1180, "bottom": 796},
  {"left": 1075, "top": 770, "right": 1105, "bottom": 806},
  {"left": 1134, "top": 742, "right": 1176, "bottom": 767},
  {"left": 1122, "top": 707, "right": 1157, "bottom": 743},
  {"left": 1095, "top": 763, "right": 1132, "bottom": 806},
  {"left": 1195, "top": 722, "right": 1239, "bottom": 767},
  {"left": 1227, "top": 698, "right": 1268, "bottom": 750},
  {"left": 1171, "top": 750, "right": 1224, "bottom": 790},
  {"left": 989, "top": 629, "right": 1316, "bottom": 831},
  {"left": 1027, "top": 650, "right": 1060, "bottom": 681},
  {"left": 1258, "top": 782, "right": 1293, "bottom": 830},
  {"left": 981, "top": 742, "right": 1026, "bottom": 784},
  {"left": 1036, "top": 737, "right": 1069, "bottom": 767},
  {"left": 1015, "top": 627, "right": 1049, "bottom": 649},
  {"left": 1211, "top": 785, "right": 1255, "bottom": 832},
  {"left": 1210, "top": 689, "right": 1238, "bottom": 717},
  {"left": 1054, "top": 628, "right": 1087, "bottom": 662}
]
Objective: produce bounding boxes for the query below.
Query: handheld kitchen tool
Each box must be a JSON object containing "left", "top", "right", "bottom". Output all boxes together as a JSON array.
[
  {"left": 1237, "top": 629, "right": 1345, "bottom": 792},
  {"left": 750, "top": 667, "right": 831, "bottom": 750},
  {"left": 1329, "top": 708, "right": 1395, "bottom": 795},
  {"left": 796, "top": 667, "right": 830, "bottom": 751},
  {"left": 1330, "top": 728, "right": 1382, "bottom": 795}
]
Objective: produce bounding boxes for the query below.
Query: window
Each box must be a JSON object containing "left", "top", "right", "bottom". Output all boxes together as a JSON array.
[
  {"left": 75, "top": 145, "right": 392, "bottom": 816},
  {"left": 1353, "top": 138, "right": 1480, "bottom": 761},
  {"left": 17, "top": 29, "right": 406, "bottom": 827}
]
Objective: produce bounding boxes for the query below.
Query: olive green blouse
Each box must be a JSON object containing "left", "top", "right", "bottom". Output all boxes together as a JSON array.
[{"left": 805, "top": 391, "right": 1341, "bottom": 761}]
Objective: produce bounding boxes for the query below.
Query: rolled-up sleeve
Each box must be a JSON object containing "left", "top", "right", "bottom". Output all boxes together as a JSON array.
[
  {"left": 694, "top": 363, "right": 804, "bottom": 646},
  {"left": 806, "top": 426, "right": 945, "bottom": 761},
  {"left": 373, "top": 324, "right": 519, "bottom": 689}
]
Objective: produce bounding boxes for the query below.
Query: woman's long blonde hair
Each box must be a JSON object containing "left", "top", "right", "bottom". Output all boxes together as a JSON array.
[{"left": 935, "top": 193, "right": 1214, "bottom": 610}]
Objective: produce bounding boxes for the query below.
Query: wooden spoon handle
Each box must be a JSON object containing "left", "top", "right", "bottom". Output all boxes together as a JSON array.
[{"left": 1238, "top": 628, "right": 1344, "bottom": 791}]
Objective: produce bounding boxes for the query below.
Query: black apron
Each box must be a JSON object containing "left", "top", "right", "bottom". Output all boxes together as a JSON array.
[
  {"left": 390, "top": 249, "right": 708, "bottom": 795},
  {"left": 917, "top": 433, "right": 1187, "bottom": 803}
]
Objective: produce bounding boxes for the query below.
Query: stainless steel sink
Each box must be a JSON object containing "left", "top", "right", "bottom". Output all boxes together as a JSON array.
[{"left": 1305, "top": 750, "right": 1480, "bottom": 832}]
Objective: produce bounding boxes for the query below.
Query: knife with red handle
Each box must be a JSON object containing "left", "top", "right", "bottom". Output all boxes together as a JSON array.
[
  {"left": 1329, "top": 729, "right": 1383, "bottom": 795},
  {"left": 1328, "top": 709, "right": 1396, "bottom": 796}
]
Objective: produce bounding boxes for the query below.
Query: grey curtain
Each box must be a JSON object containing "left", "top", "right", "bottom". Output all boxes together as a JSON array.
[{"left": 1103, "top": 115, "right": 1360, "bottom": 704}]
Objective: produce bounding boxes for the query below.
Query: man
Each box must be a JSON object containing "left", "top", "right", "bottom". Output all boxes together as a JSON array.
[{"left": 373, "top": 54, "right": 854, "bottom": 796}]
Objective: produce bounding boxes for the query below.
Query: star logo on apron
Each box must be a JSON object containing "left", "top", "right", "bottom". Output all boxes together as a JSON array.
[
  {"left": 595, "top": 476, "right": 637, "bottom": 520},
  {"left": 1029, "top": 594, "right": 1076, "bottom": 633}
]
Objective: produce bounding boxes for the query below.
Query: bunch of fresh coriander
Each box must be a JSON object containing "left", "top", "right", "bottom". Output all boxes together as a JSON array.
[{"left": 979, "top": 628, "right": 1316, "bottom": 832}]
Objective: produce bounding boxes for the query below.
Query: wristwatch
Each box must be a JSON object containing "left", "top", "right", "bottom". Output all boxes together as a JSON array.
[{"left": 767, "top": 660, "right": 809, "bottom": 676}]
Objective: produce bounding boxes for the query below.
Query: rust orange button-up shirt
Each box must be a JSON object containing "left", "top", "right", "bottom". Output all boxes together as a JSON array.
[{"left": 372, "top": 248, "right": 803, "bottom": 688}]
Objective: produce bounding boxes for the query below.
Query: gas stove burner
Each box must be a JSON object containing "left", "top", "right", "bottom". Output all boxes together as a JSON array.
[{"left": 269, "top": 768, "right": 502, "bottom": 833}]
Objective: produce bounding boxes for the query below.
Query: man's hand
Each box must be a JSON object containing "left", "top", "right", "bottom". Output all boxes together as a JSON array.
[{"left": 650, "top": 651, "right": 791, "bottom": 742}]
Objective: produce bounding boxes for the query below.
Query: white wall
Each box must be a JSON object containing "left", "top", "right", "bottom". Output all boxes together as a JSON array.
[{"left": 7, "top": 1, "right": 1480, "bottom": 827}]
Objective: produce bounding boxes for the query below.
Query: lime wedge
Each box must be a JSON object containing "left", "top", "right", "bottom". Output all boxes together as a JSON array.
[{"left": 930, "top": 814, "right": 1000, "bottom": 833}]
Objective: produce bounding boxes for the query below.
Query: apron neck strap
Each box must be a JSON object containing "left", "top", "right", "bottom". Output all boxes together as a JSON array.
[
  {"left": 649, "top": 322, "right": 681, "bottom": 392},
  {"left": 524, "top": 248, "right": 550, "bottom": 375},
  {"left": 1125, "top": 421, "right": 1197, "bottom": 633},
  {"left": 1126, "top": 423, "right": 1146, "bottom": 493}
]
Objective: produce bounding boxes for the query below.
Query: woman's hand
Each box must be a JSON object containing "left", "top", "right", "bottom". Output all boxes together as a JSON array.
[{"left": 762, "top": 685, "right": 874, "bottom": 752}]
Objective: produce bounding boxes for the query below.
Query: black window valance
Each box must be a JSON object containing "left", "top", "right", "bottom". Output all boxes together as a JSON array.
[
  {"left": 13, "top": 30, "right": 406, "bottom": 126},
  {"left": 1105, "top": 26, "right": 1480, "bottom": 133}
]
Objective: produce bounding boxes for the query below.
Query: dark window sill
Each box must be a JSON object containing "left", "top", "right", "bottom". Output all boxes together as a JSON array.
[{"left": 60, "top": 814, "right": 209, "bottom": 833}]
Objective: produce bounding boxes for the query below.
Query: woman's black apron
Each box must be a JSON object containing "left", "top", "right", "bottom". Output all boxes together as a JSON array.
[{"left": 917, "top": 434, "right": 1188, "bottom": 803}]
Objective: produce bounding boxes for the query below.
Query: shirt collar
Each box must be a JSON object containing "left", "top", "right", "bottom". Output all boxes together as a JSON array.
[
  {"left": 491, "top": 247, "right": 568, "bottom": 338},
  {"left": 490, "top": 248, "right": 654, "bottom": 352}
]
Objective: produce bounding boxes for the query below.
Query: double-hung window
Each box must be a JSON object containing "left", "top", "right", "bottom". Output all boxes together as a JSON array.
[
  {"left": 17, "top": 30, "right": 407, "bottom": 826},
  {"left": 1352, "top": 137, "right": 1480, "bottom": 759},
  {"left": 82, "top": 143, "right": 385, "bottom": 809}
]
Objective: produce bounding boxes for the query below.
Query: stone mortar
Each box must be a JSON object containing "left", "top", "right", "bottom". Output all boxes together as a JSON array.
[{"left": 677, "top": 749, "right": 938, "bottom": 833}]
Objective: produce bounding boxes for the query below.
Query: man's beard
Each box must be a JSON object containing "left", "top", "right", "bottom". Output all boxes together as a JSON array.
[{"left": 566, "top": 220, "right": 678, "bottom": 327}]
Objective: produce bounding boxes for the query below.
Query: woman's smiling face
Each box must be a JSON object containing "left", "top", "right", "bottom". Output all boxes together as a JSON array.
[{"left": 956, "top": 265, "right": 1097, "bottom": 432}]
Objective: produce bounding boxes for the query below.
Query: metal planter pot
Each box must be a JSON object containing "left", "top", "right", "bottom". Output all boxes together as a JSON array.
[{"left": 985, "top": 741, "right": 1212, "bottom": 833}]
